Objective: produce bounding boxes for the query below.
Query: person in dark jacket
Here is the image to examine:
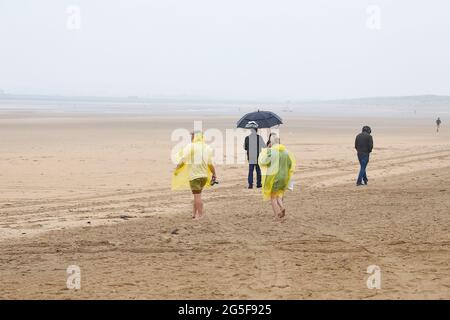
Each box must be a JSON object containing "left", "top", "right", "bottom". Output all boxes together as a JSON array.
[
  {"left": 436, "top": 117, "right": 442, "bottom": 132},
  {"left": 244, "top": 122, "right": 266, "bottom": 189},
  {"left": 355, "top": 126, "right": 373, "bottom": 186}
]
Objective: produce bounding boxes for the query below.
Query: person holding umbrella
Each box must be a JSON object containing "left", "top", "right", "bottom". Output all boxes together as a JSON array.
[
  {"left": 237, "top": 110, "right": 283, "bottom": 189},
  {"left": 243, "top": 121, "right": 266, "bottom": 189}
]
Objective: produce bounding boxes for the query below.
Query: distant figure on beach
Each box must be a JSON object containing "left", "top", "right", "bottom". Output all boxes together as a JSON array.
[
  {"left": 172, "top": 131, "right": 217, "bottom": 219},
  {"left": 244, "top": 122, "right": 266, "bottom": 189},
  {"left": 355, "top": 126, "right": 373, "bottom": 186},
  {"left": 436, "top": 117, "right": 442, "bottom": 132},
  {"left": 258, "top": 136, "right": 296, "bottom": 219}
]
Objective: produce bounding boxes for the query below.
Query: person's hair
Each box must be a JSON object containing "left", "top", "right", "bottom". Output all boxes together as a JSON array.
[
  {"left": 271, "top": 136, "right": 280, "bottom": 145},
  {"left": 268, "top": 133, "right": 277, "bottom": 146},
  {"left": 362, "top": 126, "right": 372, "bottom": 134},
  {"left": 191, "top": 130, "right": 203, "bottom": 141}
]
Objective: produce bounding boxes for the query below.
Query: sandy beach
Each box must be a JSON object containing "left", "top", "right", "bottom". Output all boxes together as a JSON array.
[{"left": 0, "top": 111, "right": 449, "bottom": 299}]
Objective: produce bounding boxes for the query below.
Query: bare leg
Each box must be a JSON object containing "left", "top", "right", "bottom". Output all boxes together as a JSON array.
[
  {"left": 270, "top": 196, "right": 282, "bottom": 218},
  {"left": 194, "top": 193, "right": 203, "bottom": 219},
  {"left": 198, "top": 193, "right": 204, "bottom": 218},
  {"left": 192, "top": 199, "right": 196, "bottom": 219},
  {"left": 277, "top": 196, "right": 286, "bottom": 218}
]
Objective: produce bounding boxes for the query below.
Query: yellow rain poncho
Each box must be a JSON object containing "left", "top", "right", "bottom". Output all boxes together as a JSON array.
[
  {"left": 171, "top": 132, "right": 214, "bottom": 190},
  {"left": 258, "top": 144, "right": 296, "bottom": 200}
]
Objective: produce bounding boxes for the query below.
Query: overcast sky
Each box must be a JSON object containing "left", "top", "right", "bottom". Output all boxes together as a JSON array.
[{"left": 0, "top": 0, "right": 449, "bottom": 100}]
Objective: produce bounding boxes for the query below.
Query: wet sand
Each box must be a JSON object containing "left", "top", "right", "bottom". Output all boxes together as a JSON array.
[{"left": 0, "top": 114, "right": 449, "bottom": 299}]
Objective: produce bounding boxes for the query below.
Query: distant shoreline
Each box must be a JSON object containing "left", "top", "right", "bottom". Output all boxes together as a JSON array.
[
  {"left": 0, "top": 94, "right": 448, "bottom": 118},
  {"left": 1, "top": 93, "right": 450, "bottom": 105}
]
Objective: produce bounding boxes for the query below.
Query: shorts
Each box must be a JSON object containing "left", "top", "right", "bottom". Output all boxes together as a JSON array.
[
  {"left": 271, "top": 177, "right": 288, "bottom": 193},
  {"left": 189, "top": 177, "right": 207, "bottom": 194}
]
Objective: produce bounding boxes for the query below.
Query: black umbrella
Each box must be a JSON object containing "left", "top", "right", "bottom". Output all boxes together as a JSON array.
[{"left": 236, "top": 110, "right": 283, "bottom": 129}]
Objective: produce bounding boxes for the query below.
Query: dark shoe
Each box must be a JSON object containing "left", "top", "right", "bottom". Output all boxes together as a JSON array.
[
  {"left": 363, "top": 178, "right": 368, "bottom": 185},
  {"left": 356, "top": 182, "right": 363, "bottom": 186},
  {"left": 256, "top": 184, "right": 262, "bottom": 188},
  {"left": 248, "top": 185, "right": 253, "bottom": 189}
]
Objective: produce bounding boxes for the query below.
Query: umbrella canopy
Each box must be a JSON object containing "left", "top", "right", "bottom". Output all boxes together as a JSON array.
[{"left": 236, "top": 110, "right": 283, "bottom": 129}]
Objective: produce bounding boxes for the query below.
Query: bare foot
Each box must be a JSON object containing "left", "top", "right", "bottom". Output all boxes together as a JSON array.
[{"left": 273, "top": 210, "right": 283, "bottom": 220}]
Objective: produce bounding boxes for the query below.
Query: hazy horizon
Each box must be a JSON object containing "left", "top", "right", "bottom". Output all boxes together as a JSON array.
[
  {"left": 1, "top": 0, "right": 450, "bottom": 100},
  {"left": 1, "top": 91, "right": 450, "bottom": 104}
]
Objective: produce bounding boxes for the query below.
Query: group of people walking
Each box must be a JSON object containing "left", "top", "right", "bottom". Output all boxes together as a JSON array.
[
  {"left": 172, "top": 127, "right": 296, "bottom": 220},
  {"left": 172, "top": 117, "right": 443, "bottom": 220}
]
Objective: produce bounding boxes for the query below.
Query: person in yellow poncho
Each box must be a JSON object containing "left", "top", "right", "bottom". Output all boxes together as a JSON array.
[
  {"left": 258, "top": 136, "right": 296, "bottom": 219},
  {"left": 172, "top": 131, "right": 217, "bottom": 219}
]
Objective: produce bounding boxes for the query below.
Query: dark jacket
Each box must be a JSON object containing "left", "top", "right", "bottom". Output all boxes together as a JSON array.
[
  {"left": 355, "top": 132, "right": 373, "bottom": 155},
  {"left": 244, "top": 132, "right": 266, "bottom": 164}
]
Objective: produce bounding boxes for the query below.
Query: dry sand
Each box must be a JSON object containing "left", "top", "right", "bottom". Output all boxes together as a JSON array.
[{"left": 0, "top": 113, "right": 449, "bottom": 299}]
